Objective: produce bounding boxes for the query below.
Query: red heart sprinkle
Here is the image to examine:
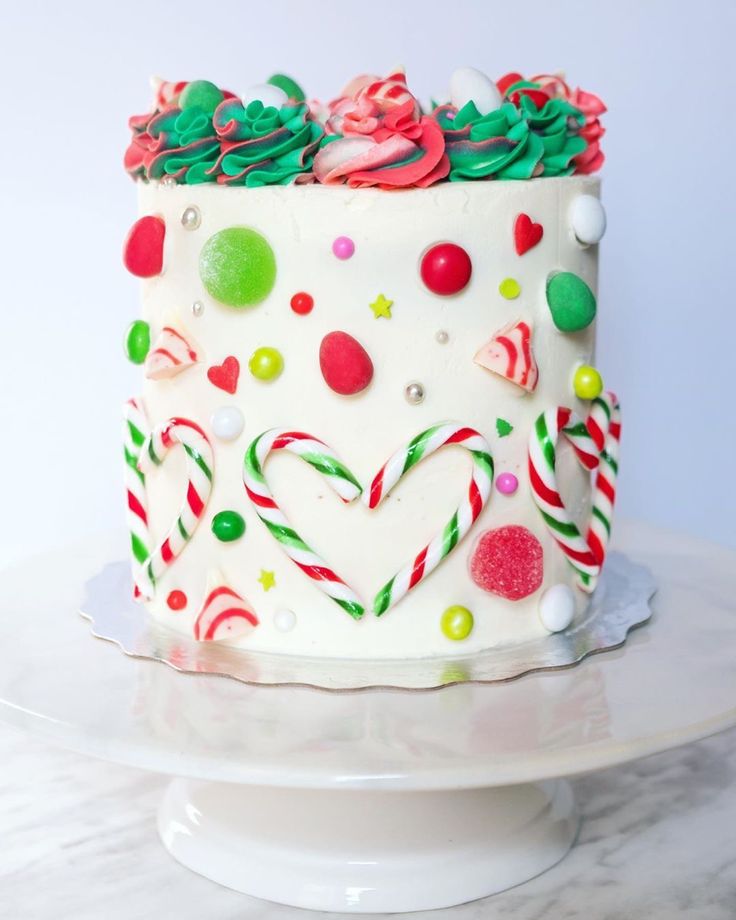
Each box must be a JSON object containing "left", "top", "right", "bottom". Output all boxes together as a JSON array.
[
  {"left": 207, "top": 356, "right": 240, "bottom": 394},
  {"left": 514, "top": 213, "right": 544, "bottom": 256}
]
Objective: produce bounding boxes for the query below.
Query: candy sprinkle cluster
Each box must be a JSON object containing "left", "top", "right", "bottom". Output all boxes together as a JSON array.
[{"left": 125, "top": 69, "right": 606, "bottom": 189}]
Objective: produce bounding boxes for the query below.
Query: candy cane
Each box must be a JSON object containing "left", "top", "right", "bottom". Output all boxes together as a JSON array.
[
  {"left": 528, "top": 394, "right": 621, "bottom": 591},
  {"left": 367, "top": 423, "right": 494, "bottom": 615},
  {"left": 138, "top": 417, "right": 214, "bottom": 592},
  {"left": 123, "top": 397, "right": 153, "bottom": 598},
  {"left": 243, "top": 430, "right": 365, "bottom": 619}
]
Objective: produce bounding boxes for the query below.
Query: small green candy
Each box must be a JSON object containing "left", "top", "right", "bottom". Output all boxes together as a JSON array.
[
  {"left": 179, "top": 80, "right": 224, "bottom": 115},
  {"left": 267, "top": 73, "right": 306, "bottom": 102},
  {"left": 199, "top": 227, "right": 277, "bottom": 308},
  {"left": 440, "top": 605, "right": 474, "bottom": 641},
  {"left": 546, "top": 272, "right": 597, "bottom": 332},
  {"left": 249, "top": 346, "right": 284, "bottom": 381},
  {"left": 211, "top": 510, "right": 246, "bottom": 543},
  {"left": 496, "top": 417, "right": 513, "bottom": 438},
  {"left": 125, "top": 320, "right": 150, "bottom": 364}
]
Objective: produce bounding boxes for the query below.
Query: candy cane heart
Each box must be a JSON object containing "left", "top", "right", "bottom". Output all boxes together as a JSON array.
[
  {"left": 366, "top": 423, "right": 494, "bottom": 616},
  {"left": 137, "top": 417, "right": 214, "bottom": 594},
  {"left": 243, "top": 429, "right": 366, "bottom": 620},
  {"left": 528, "top": 393, "right": 621, "bottom": 592}
]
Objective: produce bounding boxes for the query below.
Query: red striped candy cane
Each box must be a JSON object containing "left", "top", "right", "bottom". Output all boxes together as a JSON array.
[
  {"left": 243, "top": 430, "right": 365, "bottom": 619},
  {"left": 123, "top": 398, "right": 153, "bottom": 598},
  {"left": 367, "top": 423, "right": 494, "bottom": 616},
  {"left": 528, "top": 393, "right": 621, "bottom": 591},
  {"left": 138, "top": 417, "right": 214, "bottom": 593}
]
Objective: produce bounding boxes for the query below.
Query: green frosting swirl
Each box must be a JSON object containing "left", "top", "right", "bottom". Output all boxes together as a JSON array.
[
  {"left": 518, "top": 95, "right": 587, "bottom": 177},
  {"left": 212, "top": 100, "right": 324, "bottom": 186},
  {"left": 143, "top": 104, "right": 221, "bottom": 184},
  {"left": 435, "top": 102, "right": 544, "bottom": 181}
]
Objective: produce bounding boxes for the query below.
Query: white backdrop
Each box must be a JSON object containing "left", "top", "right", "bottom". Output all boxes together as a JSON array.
[{"left": 0, "top": 0, "right": 734, "bottom": 566}]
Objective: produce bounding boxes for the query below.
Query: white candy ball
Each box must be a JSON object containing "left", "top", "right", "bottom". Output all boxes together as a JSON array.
[
  {"left": 538, "top": 584, "right": 576, "bottom": 633},
  {"left": 211, "top": 406, "right": 244, "bottom": 442},
  {"left": 570, "top": 195, "right": 607, "bottom": 245},
  {"left": 449, "top": 67, "right": 502, "bottom": 116},
  {"left": 273, "top": 609, "right": 297, "bottom": 633},
  {"left": 241, "top": 83, "right": 288, "bottom": 110}
]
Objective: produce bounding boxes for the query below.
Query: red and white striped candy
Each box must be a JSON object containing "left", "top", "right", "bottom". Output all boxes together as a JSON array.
[
  {"left": 357, "top": 69, "right": 420, "bottom": 116},
  {"left": 138, "top": 417, "right": 214, "bottom": 593},
  {"left": 123, "top": 397, "right": 153, "bottom": 598},
  {"left": 150, "top": 76, "right": 188, "bottom": 109},
  {"left": 194, "top": 580, "right": 259, "bottom": 642},
  {"left": 144, "top": 325, "right": 199, "bottom": 380},
  {"left": 474, "top": 320, "right": 539, "bottom": 392}
]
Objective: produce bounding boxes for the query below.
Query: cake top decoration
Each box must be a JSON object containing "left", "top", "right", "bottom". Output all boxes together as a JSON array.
[{"left": 125, "top": 68, "right": 605, "bottom": 188}]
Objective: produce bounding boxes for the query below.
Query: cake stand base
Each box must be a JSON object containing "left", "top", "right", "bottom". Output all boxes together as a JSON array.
[{"left": 158, "top": 778, "right": 578, "bottom": 912}]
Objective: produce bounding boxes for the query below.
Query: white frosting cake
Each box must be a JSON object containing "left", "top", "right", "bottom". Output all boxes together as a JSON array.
[{"left": 121, "top": 69, "right": 617, "bottom": 661}]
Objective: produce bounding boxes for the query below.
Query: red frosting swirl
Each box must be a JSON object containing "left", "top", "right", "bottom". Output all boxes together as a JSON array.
[{"left": 314, "top": 71, "right": 449, "bottom": 189}]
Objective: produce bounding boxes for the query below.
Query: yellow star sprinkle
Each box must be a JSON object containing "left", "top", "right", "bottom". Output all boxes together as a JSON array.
[
  {"left": 369, "top": 293, "right": 393, "bottom": 319},
  {"left": 257, "top": 569, "right": 276, "bottom": 591}
]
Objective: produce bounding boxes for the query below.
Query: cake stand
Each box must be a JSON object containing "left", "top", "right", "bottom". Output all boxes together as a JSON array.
[{"left": 1, "top": 519, "right": 734, "bottom": 913}]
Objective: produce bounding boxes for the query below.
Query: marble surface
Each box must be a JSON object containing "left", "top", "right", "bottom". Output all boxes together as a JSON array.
[{"left": 2, "top": 722, "right": 735, "bottom": 919}]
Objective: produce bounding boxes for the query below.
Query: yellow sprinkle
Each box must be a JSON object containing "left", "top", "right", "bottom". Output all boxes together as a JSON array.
[
  {"left": 257, "top": 569, "right": 276, "bottom": 591},
  {"left": 369, "top": 293, "right": 393, "bottom": 319},
  {"left": 499, "top": 278, "right": 521, "bottom": 300}
]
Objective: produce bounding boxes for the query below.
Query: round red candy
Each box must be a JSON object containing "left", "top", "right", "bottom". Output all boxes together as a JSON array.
[
  {"left": 319, "top": 331, "right": 374, "bottom": 396},
  {"left": 420, "top": 242, "right": 472, "bottom": 296},
  {"left": 469, "top": 525, "right": 543, "bottom": 600},
  {"left": 123, "top": 215, "right": 166, "bottom": 277},
  {"left": 167, "top": 589, "right": 188, "bottom": 611},
  {"left": 290, "top": 291, "right": 314, "bottom": 315}
]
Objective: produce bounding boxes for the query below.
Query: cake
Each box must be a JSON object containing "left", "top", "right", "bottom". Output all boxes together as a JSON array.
[{"left": 121, "top": 68, "right": 618, "bottom": 660}]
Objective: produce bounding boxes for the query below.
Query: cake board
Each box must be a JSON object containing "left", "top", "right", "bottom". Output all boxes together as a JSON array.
[{"left": 0, "top": 520, "right": 734, "bottom": 913}]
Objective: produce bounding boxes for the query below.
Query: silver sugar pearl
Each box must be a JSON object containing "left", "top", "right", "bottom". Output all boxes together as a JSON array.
[
  {"left": 435, "top": 330, "right": 449, "bottom": 344},
  {"left": 160, "top": 176, "right": 177, "bottom": 188},
  {"left": 181, "top": 206, "right": 201, "bottom": 230},
  {"left": 405, "top": 382, "right": 425, "bottom": 405},
  {"left": 192, "top": 300, "right": 204, "bottom": 317}
]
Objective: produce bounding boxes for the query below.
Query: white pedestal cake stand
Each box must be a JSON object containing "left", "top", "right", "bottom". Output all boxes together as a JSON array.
[{"left": 0, "top": 520, "right": 734, "bottom": 913}]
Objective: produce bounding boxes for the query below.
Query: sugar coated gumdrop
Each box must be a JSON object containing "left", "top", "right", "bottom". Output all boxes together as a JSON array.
[
  {"left": 570, "top": 195, "right": 607, "bottom": 245},
  {"left": 249, "top": 346, "right": 283, "bottom": 381},
  {"left": 440, "top": 605, "right": 474, "bottom": 641},
  {"left": 546, "top": 272, "right": 597, "bottom": 332},
  {"left": 123, "top": 215, "right": 165, "bottom": 277},
  {"left": 319, "top": 331, "right": 374, "bottom": 396},
  {"left": 469, "top": 525, "right": 544, "bottom": 601},
  {"left": 211, "top": 510, "right": 246, "bottom": 543},
  {"left": 538, "top": 584, "right": 576, "bottom": 632},
  {"left": 199, "top": 227, "right": 276, "bottom": 308},
  {"left": 125, "top": 320, "right": 150, "bottom": 364},
  {"left": 420, "top": 243, "right": 472, "bottom": 296},
  {"left": 179, "top": 80, "right": 224, "bottom": 115},
  {"left": 573, "top": 364, "right": 603, "bottom": 400}
]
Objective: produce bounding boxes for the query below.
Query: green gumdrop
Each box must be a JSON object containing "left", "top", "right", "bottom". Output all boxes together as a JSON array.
[
  {"left": 179, "top": 80, "right": 224, "bottom": 115},
  {"left": 267, "top": 73, "right": 305, "bottom": 102},
  {"left": 211, "top": 510, "right": 246, "bottom": 543},
  {"left": 125, "top": 320, "right": 150, "bottom": 364},
  {"left": 546, "top": 272, "right": 597, "bottom": 332},
  {"left": 199, "top": 227, "right": 277, "bottom": 308}
]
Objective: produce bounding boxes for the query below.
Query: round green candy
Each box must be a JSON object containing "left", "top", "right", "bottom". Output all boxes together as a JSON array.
[
  {"left": 211, "top": 510, "right": 246, "bottom": 543},
  {"left": 546, "top": 272, "right": 597, "bottom": 332},
  {"left": 124, "top": 320, "right": 150, "bottom": 364},
  {"left": 440, "top": 605, "right": 474, "bottom": 641},
  {"left": 249, "top": 346, "right": 284, "bottom": 381},
  {"left": 199, "top": 227, "right": 277, "bottom": 308},
  {"left": 573, "top": 364, "right": 603, "bottom": 400},
  {"left": 179, "top": 80, "right": 224, "bottom": 115},
  {"left": 267, "top": 73, "right": 306, "bottom": 102}
]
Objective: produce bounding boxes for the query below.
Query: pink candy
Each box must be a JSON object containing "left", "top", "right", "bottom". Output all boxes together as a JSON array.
[
  {"left": 469, "top": 525, "right": 543, "bottom": 601},
  {"left": 332, "top": 236, "right": 355, "bottom": 260}
]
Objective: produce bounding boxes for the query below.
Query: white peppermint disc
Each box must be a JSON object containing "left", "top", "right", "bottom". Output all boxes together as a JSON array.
[
  {"left": 211, "top": 406, "right": 244, "bottom": 442},
  {"left": 241, "top": 83, "right": 288, "bottom": 110},
  {"left": 538, "top": 584, "right": 576, "bottom": 633},
  {"left": 273, "top": 608, "right": 297, "bottom": 633},
  {"left": 570, "top": 195, "right": 607, "bottom": 245},
  {"left": 449, "top": 67, "right": 502, "bottom": 116}
]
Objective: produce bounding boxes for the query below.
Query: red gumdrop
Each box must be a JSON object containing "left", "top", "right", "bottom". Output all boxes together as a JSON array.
[
  {"left": 319, "top": 331, "right": 374, "bottom": 396},
  {"left": 469, "top": 525, "right": 543, "bottom": 601},
  {"left": 123, "top": 215, "right": 165, "bottom": 277},
  {"left": 420, "top": 243, "right": 472, "bottom": 296},
  {"left": 167, "top": 589, "right": 188, "bottom": 611}
]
